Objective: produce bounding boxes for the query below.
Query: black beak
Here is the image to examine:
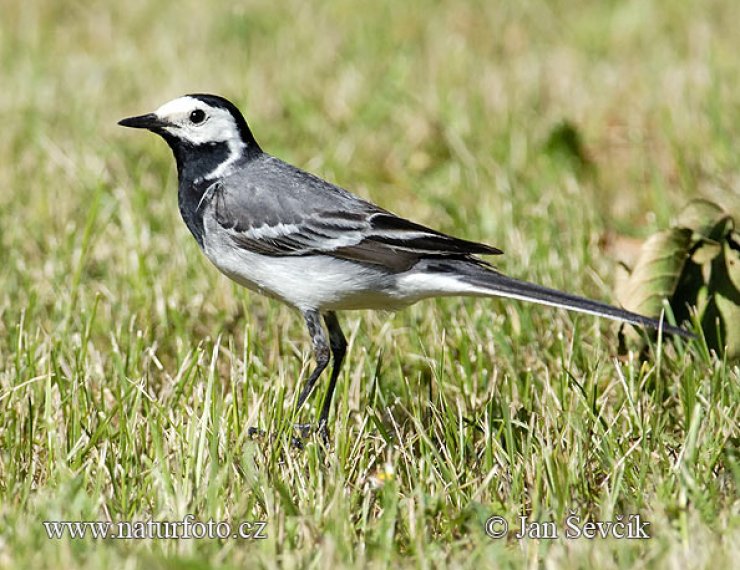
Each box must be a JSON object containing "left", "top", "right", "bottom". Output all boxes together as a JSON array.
[{"left": 117, "top": 113, "right": 166, "bottom": 130}]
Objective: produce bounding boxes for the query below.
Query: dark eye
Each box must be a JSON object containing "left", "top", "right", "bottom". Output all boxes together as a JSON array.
[{"left": 189, "top": 109, "right": 206, "bottom": 124}]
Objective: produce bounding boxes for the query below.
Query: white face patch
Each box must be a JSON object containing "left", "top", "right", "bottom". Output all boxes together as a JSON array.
[
  {"left": 155, "top": 96, "right": 247, "bottom": 179},
  {"left": 154, "top": 96, "right": 246, "bottom": 148}
]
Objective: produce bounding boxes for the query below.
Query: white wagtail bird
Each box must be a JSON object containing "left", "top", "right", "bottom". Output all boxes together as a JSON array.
[{"left": 119, "top": 94, "right": 692, "bottom": 438}]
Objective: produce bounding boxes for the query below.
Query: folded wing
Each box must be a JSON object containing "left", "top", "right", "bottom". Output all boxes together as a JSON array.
[{"left": 212, "top": 157, "right": 502, "bottom": 272}]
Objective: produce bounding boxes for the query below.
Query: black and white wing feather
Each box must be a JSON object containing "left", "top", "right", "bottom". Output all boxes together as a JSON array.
[{"left": 213, "top": 155, "right": 502, "bottom": 271}]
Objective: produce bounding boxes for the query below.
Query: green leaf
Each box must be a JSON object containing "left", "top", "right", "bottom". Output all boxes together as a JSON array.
[
  {"left": 726, "top": 232, "right": 740, "bottom": 291},
  {"left": 691, "top": 241, "right": 722, "bottom": 266},
  {"left": 711, "top": 241, "right": 740, "bottom": 359},
  {"left": 616, "top": 228, "right": 693, "bottom": 318},
  {"left": 617, "top": 200, "right": 738, "bottom": 358},
  {"left": 676, "top": 198, "right": 734, "bottom": 239}
]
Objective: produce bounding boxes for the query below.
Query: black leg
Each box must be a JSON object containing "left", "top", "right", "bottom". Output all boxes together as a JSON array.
[
  {"left": 295, "top": 310, "right": 330, "bottom": 411},
  {"left": 318, "top": 312, "right": 347, "bottom": 437}
]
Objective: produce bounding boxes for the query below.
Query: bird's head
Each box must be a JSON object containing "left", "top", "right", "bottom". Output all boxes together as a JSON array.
[{"left": 119, "top": 94, "right": 261, "bottom": 180}]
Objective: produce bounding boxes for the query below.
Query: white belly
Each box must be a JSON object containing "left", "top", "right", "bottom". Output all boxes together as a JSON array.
[
  {"left": 200, "top": 224, "right": 409, "bottom": 311},
  {"left": 200, "top": 214, "right": 483, "bottom": 312}
]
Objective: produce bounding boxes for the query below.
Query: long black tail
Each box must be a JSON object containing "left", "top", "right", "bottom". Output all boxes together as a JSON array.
[{"left": 438, "top": 261, "right": 694, "bottom": 339}]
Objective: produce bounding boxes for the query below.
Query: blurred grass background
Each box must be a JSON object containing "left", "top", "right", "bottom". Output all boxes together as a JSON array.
[{"left": 0, "top": 0, "right": 738, "bottom": 568}]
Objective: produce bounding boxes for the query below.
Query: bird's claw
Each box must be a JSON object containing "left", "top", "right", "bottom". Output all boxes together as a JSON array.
[
  {"left": 247, "top": 426, "right": 266, "bottom": 439},
  {"left": 293, "top": 422, "right": 331, "bottom": 446},
  {"left": 317, "top": 420, "right": 331, "bottom": 445},
  {"left": 293, "top": 423, "right": 312, "bottom": 439},
  {"left": 245, "top": 422, "right": 330, "bottom": 448}
]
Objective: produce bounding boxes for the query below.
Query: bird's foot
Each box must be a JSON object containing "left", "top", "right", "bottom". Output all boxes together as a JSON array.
[
  {"left": 247, "top": 426, "right": 267, "bottom": 439},
  {"left": 317, "top": 420, "right": 331, "bottom": 446},
  {"left": 289, "top": 423, "right": 312, "bottom": 449},
  {"left": 293, "top": 422, "right": 331, "bottom": 447},
  {"left": 245, "top": 423, "right": 329, "bottom": 448},
  {"left": 293, "top": 423, "right": 313, "bottom": 439}
]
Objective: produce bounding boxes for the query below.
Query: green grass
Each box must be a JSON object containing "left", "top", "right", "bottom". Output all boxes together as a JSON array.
[{"left": 1, "top": 0, "right": 738, "bottom": 567}]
